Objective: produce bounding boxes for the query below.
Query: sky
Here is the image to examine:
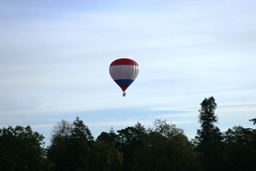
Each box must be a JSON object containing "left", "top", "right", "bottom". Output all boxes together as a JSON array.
[{"left": 1, "top": 0, "right": 256, "bottom": 146}]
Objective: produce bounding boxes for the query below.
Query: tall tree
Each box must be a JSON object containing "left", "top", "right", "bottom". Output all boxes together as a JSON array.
[
  {"left": 195, "top": 97, "right": 225, "bottom": 171},
  {"left": 196, "top": 96, "right": 222, "bottom": 143}
]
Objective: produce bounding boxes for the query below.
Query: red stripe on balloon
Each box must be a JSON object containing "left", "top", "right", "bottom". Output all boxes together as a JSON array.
[
  {"left": 110, "top": 58, "right": 139, "bottom": 66},
  {"left": 121, "top": 86, "right": 129, "bottom": 92}
]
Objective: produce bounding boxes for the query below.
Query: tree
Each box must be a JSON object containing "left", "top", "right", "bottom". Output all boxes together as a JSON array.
[
  {"left": 116, "top": 123, "right": 147, "bottom": 171},
  {"left": 90, "top": 142, "right": 123, "bottom": 171},
  {"left": 47, "top": 120, "right": 73, "bottom": 171},
  {"left": 91, "top": 129, "right": 123, "bottom": 171},
  {"left": 141, "top": 119, "right": 200, "bottom": 171},
  {"left": 117, "top": 120, "right": 201, "bottom": 171},
  {"left": 47, "top": 117, "right": 94, "bottom": 171},
  {"left": 0, "top": 125, "right": 53, "bottom": 171},
  {"left": 195, "top": 97, "right": 225, "bottom": 171},
  {"left": 223, "top": 126, "right": 256, "bottom": 171},
  {"left": 69, "top": 117, "right": 94, "bottom": 171},
  {"left": 96, "top": 128, "right": 118, "bottom": 146},
  {"left": 249, "top": 118, "right": 256, "bottom": 125},
  {"left": 196, "top": 97, "right": 222, "bottom": 143}
]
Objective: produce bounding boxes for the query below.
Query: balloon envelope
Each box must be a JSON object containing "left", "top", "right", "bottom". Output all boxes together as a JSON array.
[{"left": 109, "top": 58, "right": 139, "bottom": 94}]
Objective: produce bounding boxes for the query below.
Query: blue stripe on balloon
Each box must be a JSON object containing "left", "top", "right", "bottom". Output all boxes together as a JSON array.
[{"left": 114, "top": 79, "right": 134, "bottom": 87}]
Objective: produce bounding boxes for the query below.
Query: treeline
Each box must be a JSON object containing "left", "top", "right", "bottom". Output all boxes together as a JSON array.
[{"left": 0, "top": 97, "right": 255, "bottom": 171}]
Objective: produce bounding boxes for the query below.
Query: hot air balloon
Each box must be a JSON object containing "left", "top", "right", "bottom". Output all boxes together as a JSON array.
[{"left": 109, "top": 58, "right": 139, "bottom": 96}]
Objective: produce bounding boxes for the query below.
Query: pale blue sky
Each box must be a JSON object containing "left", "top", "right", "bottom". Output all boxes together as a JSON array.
[{"left": 1, "top": 0, "right": 256, "bottom": 146}]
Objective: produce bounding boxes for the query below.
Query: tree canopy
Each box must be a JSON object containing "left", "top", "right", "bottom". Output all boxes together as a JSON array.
[
  {"left": 1, "top": 97, "right": 256, "bottom": 171},
  {"left": 0, "top": 125, "right": 53, "bottom": 171}
]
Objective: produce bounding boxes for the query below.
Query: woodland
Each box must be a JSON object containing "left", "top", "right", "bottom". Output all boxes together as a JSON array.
[{"left": 1, "top": 97, "right": 256, "bottom": 171}]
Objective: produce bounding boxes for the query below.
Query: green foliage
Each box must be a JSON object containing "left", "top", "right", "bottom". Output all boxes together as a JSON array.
[
  {"left": 196, "top": 97, "right": 225, "bottom": 171},
  {"left": 46, "top": 114, "right": 256, "bottom": 171},
  {"left": 196, "top": 96, "right": 222, "bottom": 143},
  {"left": 47, "top": 117, "right": 94, "bottom": 171},
  {"left": 70, "top": 117, "right": 94, "bottom": 170},
  {"left": 0, "top": 125, "right": 54, "bottom": 171},
  {"left": 96, "top": 128, "right": 118, "bottom": 145},
  {"left": 145, "top": 120, "right": 200, "bottom": 171},
  {"left": 223, "top": 126, "right": 256, "bottom": 171},
  {"left": 116, "top": 125, "right": 145, "bottom": 171},
  {"left": 47, "top": 120, "right": 73, "bottom": 171},
  {"left": 90, "top": 140, "right": 123, "bottom": 171},
  {"left": 2, "top": 97, "right": 256, "bottom": 171},
  {"left": 197, "top": 140, "right": 228, "bottom": 171},
  {"left": 115, "top": 120, "right": 201, "bottom": 171},
  {"left": 89, "top": 129, "right": 123, "bottom": 171}
]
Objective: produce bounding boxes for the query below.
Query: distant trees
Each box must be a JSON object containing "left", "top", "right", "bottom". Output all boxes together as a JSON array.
[
  {"left": 0, "top": 125, "right": 53, "bottom": 171},
  {"left": 223, "top": 125, "right": 256, "bottom": 170},
  {"left": 133, "top": 120, "right": 201, "bottom": 171},
  {"left": 195, "top": 97, "right": 256, "bottom": 171},
  {"left": 1, "top": 97, "right": 256, "bottom": 171},
  {"left": 46, "top": 118, "right": 201, "bottom": 171}
]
